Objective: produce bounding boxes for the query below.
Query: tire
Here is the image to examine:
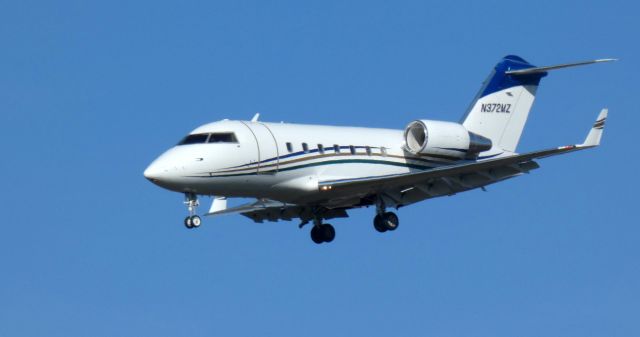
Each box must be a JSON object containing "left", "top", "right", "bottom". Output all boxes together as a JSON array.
[
  {"left": 373, "top": 214, "right": 387, "bottom": 233},
  {"left": 191, "top": 215, "right": 201, "bottom": 228},
  {"left": 310, "top": 226, "right": 324, "bottom": 244},
  {"left": 184, "top": 216, "right": 193, "bottom": 229},
  {"left": 383, "top": 212, "right": 399, "bottom": 231},
  {"left": 322, "top": 224, "right": 335, "bottom": 243}
]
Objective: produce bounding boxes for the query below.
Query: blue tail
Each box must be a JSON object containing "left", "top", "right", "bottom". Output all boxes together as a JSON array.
[
  {"left": 475, "top": 55, "right": 547, "bottom": 100},
  {"left": 460, "top": 55, "right": 547, "bottom": 153}
]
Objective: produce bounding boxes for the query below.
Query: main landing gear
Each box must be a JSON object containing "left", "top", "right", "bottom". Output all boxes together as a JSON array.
[
  {"left": 373, "top": 212, "right": 399, "bottom": 232},
  {"left": 184, "top": 192, "right": 201, "bottom": 229},
  {"left": 306, "top": 210, "right": 398, "bottom": 244},
  {"left": 308, "top": 218, "right": 335, "bottom": 244},
  {"left": 373, "top": 197, "right": 399, "bottom": 233}
]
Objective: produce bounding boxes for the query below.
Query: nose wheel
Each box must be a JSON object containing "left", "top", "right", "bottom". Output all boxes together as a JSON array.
[
  {"left": 183, "top": 193, "right": 201, "bottom": 229},
  {"left": 184, "top": 215, "right": 202, "bottom": 229}
]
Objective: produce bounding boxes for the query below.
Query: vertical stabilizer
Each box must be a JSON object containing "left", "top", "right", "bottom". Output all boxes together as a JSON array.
[{"left": 461, "top": 55, "right": 546, "bottom": 153}]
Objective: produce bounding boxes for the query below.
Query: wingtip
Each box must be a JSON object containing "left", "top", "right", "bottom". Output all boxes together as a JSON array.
[
  {"left": 598, "top": 107, "right": 609, "bottom": 119},
  {"left": 580, "top": 108, "right": 608, "bottom": 147}
]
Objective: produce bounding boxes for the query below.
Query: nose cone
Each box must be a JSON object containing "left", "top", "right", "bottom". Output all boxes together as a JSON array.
[
  {"left": 143, "top": 148, "right": 189, "bottom": 191},
  {"left": 144, "top": 151, "right": 175, "bottom": 185},
  {"left": 143, "top": 162, "right": 164, "bottom": 182}
]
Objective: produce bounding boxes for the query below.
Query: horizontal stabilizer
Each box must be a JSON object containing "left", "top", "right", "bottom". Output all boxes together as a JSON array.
[{"left": 505, "top": 58, "right": 617, "bottom": 75}]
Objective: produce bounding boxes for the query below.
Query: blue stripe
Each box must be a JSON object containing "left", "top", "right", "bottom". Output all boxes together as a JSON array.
[
  {"left": 223, "top": 146, "right": 454, "bottom": 170},
  {"left": 225, "top": 146, "right": 358, "bottom": 169},
  {"left": 192, "top": 158, "right": 437, "bottom": 178}
]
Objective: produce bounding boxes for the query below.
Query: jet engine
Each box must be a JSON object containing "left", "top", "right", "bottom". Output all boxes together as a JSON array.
[{"left": 403, "top": 120, "right": 492, "bottom": 159}]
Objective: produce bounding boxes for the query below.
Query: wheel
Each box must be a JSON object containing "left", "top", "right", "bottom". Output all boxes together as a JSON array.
[
  {"left": 190, "top": 215, "right": 201, "bottom": 228},
  {"left": 310, "top": 226, "right": 324, "bottom": 244},
  {"left": 383, "top": 212, "right": 399, "bottom": 231},
  {"left": 184, "top": 216, "right": 193, "bottom": 229},
  {"left": 321, "top": 224, "right": 335, "bottom": 243},
  {"left": 373, "top": 214, "right": 387, "bottom": 233}
]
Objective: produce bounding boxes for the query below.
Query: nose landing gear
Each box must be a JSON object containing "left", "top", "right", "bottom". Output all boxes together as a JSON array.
[
  {"left": 184, "top": 215, "right": 201, "bottom": 229},
  {"left": 183, "top": 193, "right": 201, "bottom": 229}
]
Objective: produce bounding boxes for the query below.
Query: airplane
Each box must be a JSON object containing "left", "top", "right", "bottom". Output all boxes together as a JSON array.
[{"left": 144, "top": 55, "right": 613, "bottom": 244}]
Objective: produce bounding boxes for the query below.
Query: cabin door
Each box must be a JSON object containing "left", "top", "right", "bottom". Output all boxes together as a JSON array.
[{"left": 246, "top": 122, "right": 279, "bottom": 174}]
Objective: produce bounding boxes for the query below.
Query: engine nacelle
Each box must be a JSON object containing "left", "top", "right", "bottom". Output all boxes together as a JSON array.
[{"left": 403, "top": 120, "right": 492, "bottom": 159}]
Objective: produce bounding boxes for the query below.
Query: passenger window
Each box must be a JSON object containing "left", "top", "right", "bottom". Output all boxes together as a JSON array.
[
  {"left": 334, "top": 145, "right": 340, "bottom": 153},
  {"left": 365, "top": 146, "right": 372, "bottom": 156},
  {"left": 178, "top": 133, "right": 209, "bottom": 145},
  {"left": 349, "top": 145, "right": 356, "bottom": 155},
  {"left": 286, "top": 142, "right": 293, "bottom": 153},
  {"left": 318, "top": 144, "right": 324, "bottom": 154},
  {"left": 302, "top": 143, "right": 309, "bottom": 153},
  {"left": 208, "top": 132, "right": 238, "bottom": 143}
]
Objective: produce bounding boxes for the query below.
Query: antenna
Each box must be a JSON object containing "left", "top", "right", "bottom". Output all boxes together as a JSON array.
[{"left": 251, "top": 113, "right": 260, "bottom": 122}]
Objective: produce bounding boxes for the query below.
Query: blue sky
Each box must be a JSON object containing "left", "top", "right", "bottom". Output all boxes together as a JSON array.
[{"left": 1, "top": 1, "right": 638, "bottom": 336}]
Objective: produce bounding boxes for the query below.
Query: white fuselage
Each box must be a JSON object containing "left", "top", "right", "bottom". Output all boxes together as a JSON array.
[
  {"left": 142, "top": 55, "right": 611, "bottom": 242},
  {"left": 144, "top": 119, "right": 460, "bottom": 204}
]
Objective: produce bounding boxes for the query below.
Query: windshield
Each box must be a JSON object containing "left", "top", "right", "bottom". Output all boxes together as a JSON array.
[
  {"left": 177, "top": 132, "right": 238, "bottom": 145},
  {"left": 177, "top": 133, "right": 209, "bottom": 145},
  {"left": 209, "top": 133, "right": 238, "bottom": 143}
]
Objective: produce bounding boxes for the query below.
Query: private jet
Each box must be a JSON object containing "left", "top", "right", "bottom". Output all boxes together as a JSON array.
[{"left": 144, "top": 55, "right": 612, "bottom": 244}]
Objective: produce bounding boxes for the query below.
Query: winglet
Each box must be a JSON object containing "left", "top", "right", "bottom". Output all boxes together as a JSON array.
[{"left": 580, "top": 108, "right": 608, "bottom": 147}]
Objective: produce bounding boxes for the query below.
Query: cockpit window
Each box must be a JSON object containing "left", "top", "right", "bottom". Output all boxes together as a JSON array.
[
  {"left": 178, "top": 133, "right": 209, "bottom": 145},
  {"left": 208, "top": 132, "right": 238, "bottom": 143},
  {"left": 177, "top": 132, "right": 238, "bottom": 145}
]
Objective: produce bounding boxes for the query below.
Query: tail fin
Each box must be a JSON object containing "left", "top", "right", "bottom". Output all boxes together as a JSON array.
[
  {"left": 461, "top": 55, "right": 544, "bottom": 154},
  {"left": 461, "top": 55, "right": 615, "bottom": 154}
]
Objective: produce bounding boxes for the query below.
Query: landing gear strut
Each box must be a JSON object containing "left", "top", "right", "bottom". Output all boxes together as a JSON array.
[
  {"left": 309, "top": 218, "right": 335, "bottom": 244},
  {"left": 183, "top": 193, "right": 201, "bottom": 229}
]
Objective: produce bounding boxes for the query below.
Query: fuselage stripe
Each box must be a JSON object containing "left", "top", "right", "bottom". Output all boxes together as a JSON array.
[
  {"left": 213, "top": 152, "right": 449, "bottom": 175},
  {"left": 190, "top": 158, "right": 436, "bottom": 178},
  {"left": 221, "top": 146, "right": 459, "bottom": 171}
]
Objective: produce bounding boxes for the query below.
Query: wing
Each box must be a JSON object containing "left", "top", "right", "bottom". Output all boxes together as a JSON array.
[
  {"left": 318, "top": 109, "right": 608, "bottom": 198},
  {"left": 205, "top": 198, "right": 348, "bottom": 223}
]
